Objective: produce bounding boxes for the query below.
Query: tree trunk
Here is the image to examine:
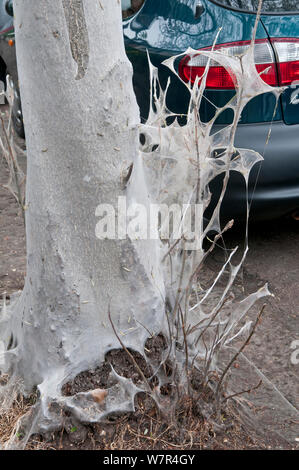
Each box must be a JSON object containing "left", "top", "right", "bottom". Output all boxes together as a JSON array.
[{"left": 1, "top": 0, "right": 164, "bottom": 435}]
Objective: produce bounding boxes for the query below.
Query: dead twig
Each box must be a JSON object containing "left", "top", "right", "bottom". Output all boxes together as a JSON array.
[
  {"left": 108, "top": 304, "right": 152, "bottom": 393},
  {"left": 0, "top": 112, "right": 25, "bottom": 224},
  {"left": 215, "top": 304, "right": 266, "bottom": 399},
  {"left": 222, "top": 379, "right": 263, "bottom": 403}
]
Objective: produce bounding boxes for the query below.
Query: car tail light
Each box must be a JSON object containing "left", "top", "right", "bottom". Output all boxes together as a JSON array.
[
  {"left": 178, "top": 39, "right": 277, "bottom": 89},
  {"left": 271, "top": 38, "right": 299, "bottom": 85}
]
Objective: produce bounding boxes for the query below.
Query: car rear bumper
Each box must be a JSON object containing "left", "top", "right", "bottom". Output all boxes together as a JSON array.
[{"left": 208, "top": 120, "right": 299, "bottom": 221}]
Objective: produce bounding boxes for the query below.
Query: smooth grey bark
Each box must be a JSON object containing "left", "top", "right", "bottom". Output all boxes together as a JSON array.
[{"left": 0, "top": 0, "right": 164, "bottom": 432}]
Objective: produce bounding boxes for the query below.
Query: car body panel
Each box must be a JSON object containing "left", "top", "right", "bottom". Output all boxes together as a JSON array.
[
  {"left": 124, "top": 0, "right": 282, "bottom": 124},
  {"left": 0, "top": 0, "right": 16, "bottom": 83},
  {"left": 124, "top": 1, "right": 299, "bottom": 220},
  {"left": 209, "top": 121, "right": 299, "bottom": 220},
  {"left": 0, "top": 0, "right": 12, "bottom": 34}
]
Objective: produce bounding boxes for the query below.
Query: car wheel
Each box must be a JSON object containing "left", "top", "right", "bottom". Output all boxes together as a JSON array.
[
  {"left": 11, "top": 93, "right": 25, "bottom": 139},
  {"left": 7, "top": 77, "right": 25, "bottom": 139},
  {"left": 0, "top": 58, "right": 7, "bottom": 104}
]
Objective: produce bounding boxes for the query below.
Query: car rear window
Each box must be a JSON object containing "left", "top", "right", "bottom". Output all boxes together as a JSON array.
[{"left": 211, "top": 1, "right": 299, "bottom": 13}]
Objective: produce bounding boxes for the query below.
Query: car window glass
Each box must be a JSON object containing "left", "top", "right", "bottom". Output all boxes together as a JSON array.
[{"left": 211, "top": 0, "right": 299, "bottom": 13}]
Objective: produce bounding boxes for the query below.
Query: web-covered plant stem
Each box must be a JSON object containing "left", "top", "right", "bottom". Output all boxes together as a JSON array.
[{"left": 0, "top": 106, "right": 25, "bottom": 224}]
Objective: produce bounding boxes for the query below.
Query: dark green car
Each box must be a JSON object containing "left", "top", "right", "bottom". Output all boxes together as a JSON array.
[
  {"left": 123, "top": 0, "right": 299, "bottom": 221},
  {"left": 1, "top": 0, "right": 299, "bottom": 221},
  {"left": 0, "top": 0, "right": 23, "bottom": 137}
]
